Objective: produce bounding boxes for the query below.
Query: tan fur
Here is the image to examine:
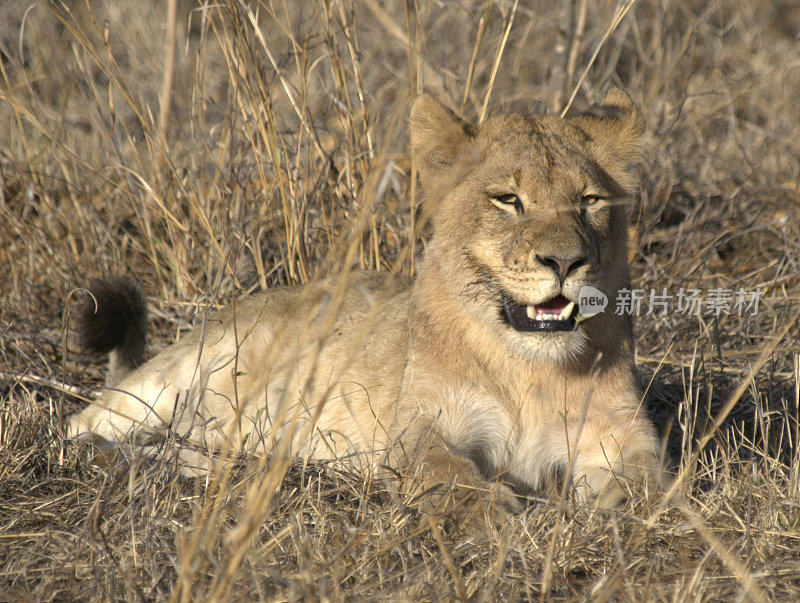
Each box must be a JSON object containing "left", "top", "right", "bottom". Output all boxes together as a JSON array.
[{"left": 68, "top": 89, "right": 662, "bottom": 513}]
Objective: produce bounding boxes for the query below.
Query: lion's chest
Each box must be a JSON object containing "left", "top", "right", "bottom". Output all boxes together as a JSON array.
[{"left": 434, "top": 380, "right": 573, "bottom": 492}]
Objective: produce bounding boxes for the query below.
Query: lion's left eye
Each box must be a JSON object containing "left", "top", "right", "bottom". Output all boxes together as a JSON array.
[
  {"left": 581, "top": 194, "right": 605, "bottom": 207},
  {"left": 490, "top": 193, "right": 523, "bottom": 213}
]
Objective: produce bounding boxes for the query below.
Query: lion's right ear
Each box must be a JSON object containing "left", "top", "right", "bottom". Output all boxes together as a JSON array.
[
  {"left": 568, "top": 88, "right": 645, "bottom": 191},
  {"left": 409, "top": 94, "right": 475, "bottom": 185}
]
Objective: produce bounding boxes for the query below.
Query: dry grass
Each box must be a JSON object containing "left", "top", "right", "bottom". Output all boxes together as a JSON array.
[{"left": 2, "top": 0, "right": 800, "bottom": 599}]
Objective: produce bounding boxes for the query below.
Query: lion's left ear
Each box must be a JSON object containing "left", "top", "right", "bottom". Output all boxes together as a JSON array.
[
  {"left": 409, "top": 94, "right": 476, "bottom": 187},
  {"left": 569, "top": 88, "right": 645, "bottom": 189}
]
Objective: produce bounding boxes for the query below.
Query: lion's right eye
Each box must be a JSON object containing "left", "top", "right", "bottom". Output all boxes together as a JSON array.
[{"left": 490, "top": 194, "right": 523, "bottom": 213}]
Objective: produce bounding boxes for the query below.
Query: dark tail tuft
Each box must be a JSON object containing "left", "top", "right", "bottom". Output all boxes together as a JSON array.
[{"left": 77, "top": 276, "right": 148, "bottom": 384}]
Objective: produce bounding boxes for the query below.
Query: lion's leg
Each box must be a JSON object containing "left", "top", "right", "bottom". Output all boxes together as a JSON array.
[
  {"left": 568, "top": 414, "right": 664, "bottom": 508},
  {"left": 387, "top": 425, "right": 523, "bottom": 527},
  {"left": 67, "top": 378, "right": 188, "bottom": 445},
  {"left": 69, "top": 341, "right": 273, "bottom": 463},
  {"left": 67, "top": 345, "right": 238, "bottom": 444}
]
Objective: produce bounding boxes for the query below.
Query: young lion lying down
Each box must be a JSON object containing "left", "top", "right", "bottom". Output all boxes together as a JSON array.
[{"left": 68, "top": 89, "right": 663, "bottom": 514}]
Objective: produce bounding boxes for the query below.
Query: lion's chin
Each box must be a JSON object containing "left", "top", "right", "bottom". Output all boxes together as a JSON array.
[
  {"left": 505, "top": 327, "right": 590, "bottom": 363},
  {"left": 494, "top": 292, "right": 592, "bottom": 363}
]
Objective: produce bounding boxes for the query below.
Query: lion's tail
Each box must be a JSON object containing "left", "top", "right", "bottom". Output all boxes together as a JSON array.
[{"left": 76, "top": 276, "right": 148, "bottom": 386}]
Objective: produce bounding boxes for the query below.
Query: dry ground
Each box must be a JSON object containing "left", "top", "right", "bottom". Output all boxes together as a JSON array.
[{"left": 2, "top": 0, "right": 800, "bottom": 600}]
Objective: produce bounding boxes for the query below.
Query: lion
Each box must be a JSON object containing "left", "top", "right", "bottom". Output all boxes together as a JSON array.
[{"left": 67, "top": 89, "right": 663, "bottom": 515}]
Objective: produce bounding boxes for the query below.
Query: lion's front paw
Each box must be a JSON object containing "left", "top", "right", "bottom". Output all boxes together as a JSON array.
[
  {"left": 410, "top": 477, "right": 523, "bottom": 535},
  {"left": 577, "top": 459, "right": 666, "bottom": 510}
]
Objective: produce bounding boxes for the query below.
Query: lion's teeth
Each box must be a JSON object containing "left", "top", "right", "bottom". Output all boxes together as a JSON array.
[
  {"left": 559, "top": 301, "right": 576, "bottom": 321},
  {"left": 526, "top": 301, "right": 575, "bottom": 322},
  {"left": 527, "top": 302, "right": 576, "bottom": 322}
]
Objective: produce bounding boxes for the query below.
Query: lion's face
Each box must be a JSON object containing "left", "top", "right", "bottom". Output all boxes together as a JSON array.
[{"left": 410, "top": 91, "right": 644, "bottom": 362}]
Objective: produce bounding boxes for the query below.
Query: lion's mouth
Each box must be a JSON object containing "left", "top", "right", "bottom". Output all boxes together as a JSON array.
[{"left": 500, "top": 293, "right": 577, "bottom": 332}]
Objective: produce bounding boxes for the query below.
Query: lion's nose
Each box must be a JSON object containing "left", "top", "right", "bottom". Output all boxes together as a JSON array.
[{"left": 535, "top": 254, "right": 587, "bottom": 281}]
